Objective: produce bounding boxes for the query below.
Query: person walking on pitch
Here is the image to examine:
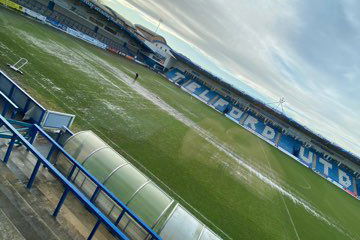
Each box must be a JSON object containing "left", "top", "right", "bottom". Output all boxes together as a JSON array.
[{"left": 133, "top": 72, "right": 139, "bottom": 83}]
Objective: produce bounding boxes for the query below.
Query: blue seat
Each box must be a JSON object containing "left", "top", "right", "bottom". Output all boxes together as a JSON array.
[
  {"left": 165, "top": 68, "right": 186, "bottom": 83},
  {"left": 211, "top": 97, "right": 230, "bottom": 112},
  {"left": 278, "top": 134, "right": 301, "bottom": 155}
]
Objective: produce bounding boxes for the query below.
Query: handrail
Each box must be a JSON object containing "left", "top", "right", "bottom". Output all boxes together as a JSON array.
[
  {"left": 34, "top": 125, "right": 162, "bottom": 239},
  {"left": 0, "top": 90, "right": 19, "bottom": 110},
  {"left": 0, "top": 114, "right": 129, "bottom": 240},
  {"left": 61, "top": 126, "right": 75, "bottom": 136},
  {"left": 0, "top": 70, "right": 46, "bottom": 111},
  {"left": 5, "top": 118, "right": 33, "bottom": 128}
]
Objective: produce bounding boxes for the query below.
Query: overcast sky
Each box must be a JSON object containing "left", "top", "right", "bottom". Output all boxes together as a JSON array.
[{"left": 104, "top": 0, "right": 360, "bottom": 157}]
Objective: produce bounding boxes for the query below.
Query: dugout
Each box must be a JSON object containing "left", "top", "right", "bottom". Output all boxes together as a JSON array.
[{"left": 56, "top": 130, "right": 221, "bottom": 240}]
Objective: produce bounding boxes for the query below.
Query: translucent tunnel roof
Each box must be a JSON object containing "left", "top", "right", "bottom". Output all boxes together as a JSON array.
[
  {"left": 83, "top": 147, "right": 127, "bottom": 183},
  {"left": 64, "top": 131, "right": 107, "bottom": 164},
  {"left": 63, "top": 131, "right": 222, "bottom": 240},
  {"left": 105, "top": 164, "right": 149, "bottom": 204}
]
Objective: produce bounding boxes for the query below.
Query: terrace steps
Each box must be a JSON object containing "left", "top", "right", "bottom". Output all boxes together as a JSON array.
[
  {"left": 0, "top": 161, "right": 74, "bottom": 240},
  {"left": 0, "top": 138, "right": 117, "bottom": 240}
]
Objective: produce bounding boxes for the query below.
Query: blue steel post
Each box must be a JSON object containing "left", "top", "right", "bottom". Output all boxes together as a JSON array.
[
  {"left": 52, "top": 132, "right": 62, "bottom": 165},
  {"left": 29, "top": 126, "right": 38, "bottom": 145},
  {"left": 46, "top": 132, "right": 61, "bottom": 162},
  {"left": 115, "top": 210, "right": 126, "bottom": 225},
  {"left": 26, "top": 126, "right": 38, "bottom": 153},
  {"left": 54, "top": 131, "right": 62, "bottom": 143},
  {"left": 90, "top": 186, "right": 100, "bottom": 202},
  {"left": 24, "top": 99, "right": 31, "bottom": 112},
  {"left": 88, "top": 220, "right": 101, "bottom": 240},
  {"left": 3, "top": 134, "right": 17, "bottom": 164},
  {"left": 26, "top": 159, "right": 42, "bottom": 189},
  {"left": 1, "top": 102, "right": 9, "bottom": 117},
  {"left": 67, "top": 165, "right": 77, "bottom": 180},
  {"left": 46, "top": 144, "right": 57, "bottom": 160},
  {"left": 47, "top": 132, "right": 62, "bottom": 163},
  {"left": 4, "top": 85, "right": 15, "bottom": 117},
  {"left": 39, "top": 110, "right": 46, "bottom": 126},
  {"left": 10, "top": 109, "right": 18, "bottom": 119},
  {"left": 8, "top": 85, "right": 15, "bottom": 98},
  {"left": 53, "top": 188, "right": 70, "bottom": 217}
]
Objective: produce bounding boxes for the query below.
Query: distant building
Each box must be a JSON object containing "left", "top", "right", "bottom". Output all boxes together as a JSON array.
[
  {"left": 135, "top": 24, "right": 167, "bottom": 44},
  {"left": 134, "top": 24, "right": 174, "bottom": 69}
]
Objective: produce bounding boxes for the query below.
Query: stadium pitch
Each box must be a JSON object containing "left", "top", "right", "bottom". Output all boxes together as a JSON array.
[{"left": 1, "top": 7, "right": 360, "bottom": 240}]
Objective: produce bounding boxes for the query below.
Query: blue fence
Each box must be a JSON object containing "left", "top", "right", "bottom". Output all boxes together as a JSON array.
[
  {"left": 0, "top": 114, "right": 161, "bottom": 239},
  {"left": 0, "top": 71, "right": 75, "bottom": 129},
  {"left": 0, "top": 90, "right": 19, "bottom": 119},
  {"left": 0, "top": 70, "right": 46, "bottom": 124},
  {"left": 0, "top": 114, "right": 129, "bottom": 239},
  {"left": 39, "top": 125, "right": 162, "bottom": 239},
  {"left": 57, "top": 126, "right": 74, "bottom": 146}
]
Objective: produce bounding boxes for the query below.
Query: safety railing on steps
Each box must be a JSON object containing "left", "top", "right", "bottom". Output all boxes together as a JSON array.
[{"left": 0, "top": 114, "right": 161, "bottom": 240}]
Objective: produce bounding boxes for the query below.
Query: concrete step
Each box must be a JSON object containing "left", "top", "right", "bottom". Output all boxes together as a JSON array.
[
  {"left": 0, "top": 141, "right": 116, "bottom": 240},
  {"left": 0, "top": 163, "right": 76, "bottom": 240}
]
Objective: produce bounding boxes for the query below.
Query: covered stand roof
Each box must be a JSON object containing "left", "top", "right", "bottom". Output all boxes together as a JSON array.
[
  {"left": 135, "top": 24, "right": 167, "bottom": 44},
  {"left": 79, "top": 0, "right": 154, "bottom": 53}
]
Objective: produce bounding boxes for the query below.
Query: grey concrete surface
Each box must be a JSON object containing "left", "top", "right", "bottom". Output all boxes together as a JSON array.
[{"left": 0, "top": 134, "right": 116, "bottom": 240}]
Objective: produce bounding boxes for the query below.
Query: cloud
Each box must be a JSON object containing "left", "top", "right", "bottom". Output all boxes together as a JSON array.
[{"left": 106, "top": 0, "right": 360, "bottom": 157}]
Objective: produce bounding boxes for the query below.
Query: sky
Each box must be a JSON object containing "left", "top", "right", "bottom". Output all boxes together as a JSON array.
[{"left": 102, "top": 0, "right": 360, "bottom": 157}]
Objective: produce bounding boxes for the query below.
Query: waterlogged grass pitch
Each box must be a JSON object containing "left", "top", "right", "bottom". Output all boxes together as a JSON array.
[{"left": 0, "top": 8, "right": 360, "bottom": 240}]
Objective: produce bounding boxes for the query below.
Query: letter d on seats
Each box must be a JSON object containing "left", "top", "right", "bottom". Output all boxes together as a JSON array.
[{"left": 262, "top": 126, "right": 275, "bottom": 140}]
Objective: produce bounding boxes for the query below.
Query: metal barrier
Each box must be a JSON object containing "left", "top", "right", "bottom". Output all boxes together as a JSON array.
[
  {"left": 57, "top": 126, "right": 74, "bottom": 146},
  {"left": 36, "top": 125, "right": 161, "bottom": 240},
  {"left": 0, "top": 114, "right": 131, "bottom": 240},
  {"left": 0, "top": 71, "right": 75, "bottom": 129},
  {"left": 0, "top": 70, "right": 46, "bottom": 124},
  {"left": 0, "top": 90, "right": 19, "bottom": 119},
  {"left": 0, "top": 114, "right": 161, "bottom": 239}
]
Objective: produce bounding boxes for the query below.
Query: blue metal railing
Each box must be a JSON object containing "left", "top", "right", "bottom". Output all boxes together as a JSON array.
[
  {"left": 56, "top": 126, "right": 74, "bottom": 146},
  {"left": 0, "top": 71, "right": 46, "bottom": 124},
  {"left": 0, "top": 114, "right": 130, "bottom": 240},
  {"left": 34, "top": 125, "right": 161, "bottom": 240},
  {"left": 0, "top": 90, "right": 19, "bottom": 118},
  {"left": 0, "top": 118, "right": 34, "bottom": 145},
  {"left": 0, "top": 114, "right": 161, "bottom": 239}
]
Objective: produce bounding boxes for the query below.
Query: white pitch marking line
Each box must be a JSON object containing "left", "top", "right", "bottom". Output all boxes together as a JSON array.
[
  {"left": 257, "top": 138, "right": 301, "bottom": 240},
  {"left": 281, "top": 195, "right": 301, "bottom": 240}
]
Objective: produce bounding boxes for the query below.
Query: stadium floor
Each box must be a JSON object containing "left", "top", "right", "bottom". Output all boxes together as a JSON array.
[{"left": 1, "top": 7, "right": 360, "bottom": 240}]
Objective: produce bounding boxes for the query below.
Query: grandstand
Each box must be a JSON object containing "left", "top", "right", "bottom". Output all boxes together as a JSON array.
[
  {"left": 9, "top": 0, "right": 161, "bottom": 61},
  {"left": 164, "top": 64, "right": 360, "bottom": 198}
]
